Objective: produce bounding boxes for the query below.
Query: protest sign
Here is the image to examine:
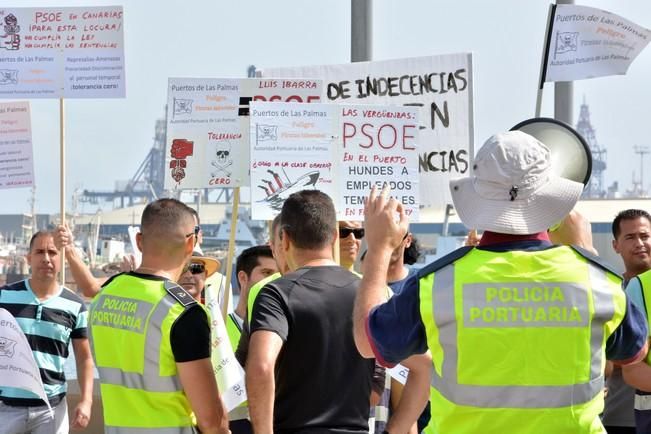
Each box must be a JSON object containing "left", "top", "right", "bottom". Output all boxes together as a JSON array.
[
  {"left": 205, "top": 285, "right": 247, "bottom": 412},
  {"left": 249, "top": 102, "right": 337, "bottom": 220},
  {"left": 165, "top": 78, "right": 322, "bottom": 189},
  {"left": 541, "top": 4, "right": 650, "bottom": 83},
  {"left": 0, "top": 6, "right": 125, "bottom": 98},
  {"left": 262, "top": 54, "right": 473, "bottom": 221},
  {"left": 0, "top": 308, "right": 52, "bottom": 414},
  {"left": 0, "top": 101, "right": 33, "bottom": 189},
  {"left": 339, "top": 105, "right": 419, "bottom": 220},
  {"left": 249, "top": 101, "right": 419, "bottom": 221}
]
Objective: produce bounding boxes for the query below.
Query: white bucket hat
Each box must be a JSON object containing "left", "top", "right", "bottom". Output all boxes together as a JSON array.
[{"left": 450, "top": 131, "right": 583, "bottom": 235}]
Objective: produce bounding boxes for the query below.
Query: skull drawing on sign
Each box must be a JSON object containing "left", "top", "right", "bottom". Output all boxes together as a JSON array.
[{"left": 215, "top": 141, "right": 232, "bottom": 165}]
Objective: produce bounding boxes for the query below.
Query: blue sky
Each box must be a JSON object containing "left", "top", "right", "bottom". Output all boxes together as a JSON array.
[{"left": 1, "top": 0, "right": 649, "bottom": 214}]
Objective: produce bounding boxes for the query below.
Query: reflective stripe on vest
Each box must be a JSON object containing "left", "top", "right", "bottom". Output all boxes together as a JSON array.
[
  {"left": 93, "top": 292, "right": 183, "bottom": 393},
  {"left": 429, "top": 261, "right": 614, "bottom": 409},
  {"left": 635, "top": 394, "right": 651, "bottom": 411},
  {"left": 105, "top": 427, "right": 196, "bottom": 434}
]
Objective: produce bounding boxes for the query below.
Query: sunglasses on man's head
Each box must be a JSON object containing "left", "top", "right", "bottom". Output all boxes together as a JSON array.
[
  {"left": 185, "top": 225, "right": 201, "bottom": 246},
  {"left": 339, "top": 227, "right": 365, "bottom": 239},
  {"left": 183, "top": 262, "right": 205, "bottom": 275}
]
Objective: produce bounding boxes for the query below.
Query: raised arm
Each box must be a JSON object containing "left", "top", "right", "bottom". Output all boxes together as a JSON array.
[
  {"left": 54, "top": 224, "right": 102, "bottom": 297},
  {"left": 353, "top": 186, "right": 410, "bottom": 357}
]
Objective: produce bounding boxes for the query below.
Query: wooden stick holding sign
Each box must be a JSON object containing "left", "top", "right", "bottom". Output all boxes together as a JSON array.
[
  {"left": 59, "top": 98, "right": 66, "bottom": 286},
  {"left": 222, "top": 186, "right": 240, "bottom": 320}
]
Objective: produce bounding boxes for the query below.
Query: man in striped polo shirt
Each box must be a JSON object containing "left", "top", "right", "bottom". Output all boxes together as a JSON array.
[{"left": 0, "top": 230, "right": 94, "bottom": 434}]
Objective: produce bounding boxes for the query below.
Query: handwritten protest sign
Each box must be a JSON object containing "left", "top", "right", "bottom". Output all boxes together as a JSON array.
[
  {"left": 340, "top": 105, "right": 419, "bottom": 220},
  {"left": 262, "top": 54, "right": 473, "bottom": 221},
  {"left": 0, "top": 308, "right": 52, "bottom": 414},
  {"left": 0, "top": 101, "right": 33, "bottom": 189},
  {"left": 0, "top": 6, "right": 125, "bottom": 98},
  {"left": 205, "top": 285, "right": 246, "bottom": 411},
  {"left": 542, "top": 4, "right": 651, "bottom": 83},
  {"left": 249, "top": 101, "right": 419, "bottom": 221},
  {"left": 165, "top": 78, "right": 322, "bottom": 189}
]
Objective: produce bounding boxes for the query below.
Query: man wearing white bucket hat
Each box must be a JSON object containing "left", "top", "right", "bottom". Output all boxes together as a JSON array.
[{"left": 353, "top": 131, "right": 649, "bottom": 434}]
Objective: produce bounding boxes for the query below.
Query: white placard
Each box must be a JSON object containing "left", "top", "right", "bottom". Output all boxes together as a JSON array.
[
  {"left": 204, "top": 285, "right": 246, "bottom": 411},
  {"left": 0, "top": 101, "right": 33, "bottom": 189},
  {"left": 543, "top": 4, "right": 651, "bottom": 83},
  {"left": 386, "top": 363, "right": 409, "bottom": 386},
  {"left": 0, "top": 7, "right": 125, "bottom": 99},
  {"left": 249, "top": 101, "right": 419, "bottom": 221},
  {"left": 249, "top": 102, "right": 336, "bottom": 220},
  {"left": 262, "top": 54, "right": 473, "bottom": 221},
  {"left": 0, "top": 308, "right": 52, "bottom": 414},
  {"left": 165, "top": 77, "right": 322, "bottom": 189}
]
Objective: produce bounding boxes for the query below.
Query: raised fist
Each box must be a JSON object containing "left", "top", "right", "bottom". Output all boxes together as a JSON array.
[{"left": 171, "top": 139, "right": 194, "bottom": 160}]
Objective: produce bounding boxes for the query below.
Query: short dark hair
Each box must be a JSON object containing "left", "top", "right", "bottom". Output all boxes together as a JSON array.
[
  {"left": 612, "top": 209, "right": 651, "bottom": 238},
  {"left": 404, "top": 236, "right": 421, "bottom": 265},
  {"left": 235, "top": 245, "right": 274, "bottom": 288},
  {"left": 280, "top": 190, "right": 336, "bottom": 250},
  {"left": 29, "top": 230, "right": 53, "bottom": 252},
  {"left": 141, "top": 198, "right": 195, "bottom": 236}
]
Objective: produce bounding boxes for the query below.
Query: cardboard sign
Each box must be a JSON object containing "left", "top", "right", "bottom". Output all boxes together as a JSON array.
[
  {"left": 0, "top": 6, "right": 125, "bottom": 98},
  {"left": 262, "top": 54, "right": 473, "bottom": 221},
  {"left": 543, "top": 4, "right": 651, "bottom": 83},
  {"left": 165, "top": 78, "right": 322, "bottom": 189},
  {"left": 0, "top": 308, "right": 52, "bottom": 413},
  {"left": 0, "top": 101, "right": 33, "bottom": 189},
  {"left": 249, "top": 101, "right": 419, "bottom": 221}
]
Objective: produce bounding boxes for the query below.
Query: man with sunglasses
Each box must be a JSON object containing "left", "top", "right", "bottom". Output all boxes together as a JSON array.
[
  {"left": 178, "top": 252, "right": 221, "bottom": 303},
  {"left": 339, "top": 221, "right": 365, "bottom": 271},
  {"left": 89, "top": 199, "right": 229, "bottom": 434}
]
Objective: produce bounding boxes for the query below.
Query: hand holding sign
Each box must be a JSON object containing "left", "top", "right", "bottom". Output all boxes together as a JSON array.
[{"left": 364, "top": 185, "right": 410, "bottom": 253}]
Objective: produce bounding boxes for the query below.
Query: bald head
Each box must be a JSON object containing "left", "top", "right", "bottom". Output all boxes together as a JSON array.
[{"left": 140, "top": 198, "right": 196, "bottom": 256}]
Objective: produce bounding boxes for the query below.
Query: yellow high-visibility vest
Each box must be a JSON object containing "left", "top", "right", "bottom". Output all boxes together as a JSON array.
[
  {"left": 89, "top": 274, "right": 199, "bottom": 433},
  {"left": 419, "top": 245, "right": 625, "bottom": 434}
]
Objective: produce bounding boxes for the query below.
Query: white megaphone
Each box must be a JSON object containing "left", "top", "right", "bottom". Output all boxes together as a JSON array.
[{"left": 510, "top": 117, "right": 592, "bottom": 186}]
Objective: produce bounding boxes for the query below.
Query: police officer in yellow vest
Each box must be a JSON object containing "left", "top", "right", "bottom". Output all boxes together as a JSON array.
[
  {"left": 353, "top": 131, "right": 650, "bottom": 434},
  {"left": 90, "top": 198, "right": 230, "bottom": 434}
]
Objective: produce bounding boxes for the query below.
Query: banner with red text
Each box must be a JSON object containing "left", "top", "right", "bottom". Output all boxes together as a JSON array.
[
  {"left": 262, "top": 54, "right": 472, "bottom": 221},
  {"left": 165, "top": 77, "right": 322, "bottom": 189},
  {"left": 249, "top": 102, "right": 419, "bottom": 221},
  {"left": 542, "top": 4, "right": 651, "bottom": 83},
  {"left": 0, "top": 101, "right": 33, "bottom": 189},
  {"left": 0, "top": 6, "right": 125, "bottom": 98}
]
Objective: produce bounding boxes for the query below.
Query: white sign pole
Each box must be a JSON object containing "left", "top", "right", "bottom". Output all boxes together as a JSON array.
[{"left": 59, "top": 98, "right": 66, "bottom": 286}]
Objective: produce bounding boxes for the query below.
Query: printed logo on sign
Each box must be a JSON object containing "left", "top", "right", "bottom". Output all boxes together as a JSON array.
[
  {"left": 90, "top": 295, "right": 154, "bottom": 334},
  {"left": 173, "top": 97, "right": 193, "bottom": 116},
  {"left": 0, "top": 69, "right": 18, "bottom": 85},
  {"left": 0, "top": 336, "right": 17, "bottom": 357},
  {"left": 463, "top": 281, "right": 589, "bottom": 328},
  {"left": 554, "top": 32, "right": 579, "bottom": 58},
  {"left": 256, "top": 125, "right": 277, "bottom": 142}
]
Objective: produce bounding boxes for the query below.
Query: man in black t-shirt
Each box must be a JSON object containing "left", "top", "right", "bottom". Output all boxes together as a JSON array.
[{"left": 246, "top": 190, "right": 375, "bottom": 434}]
